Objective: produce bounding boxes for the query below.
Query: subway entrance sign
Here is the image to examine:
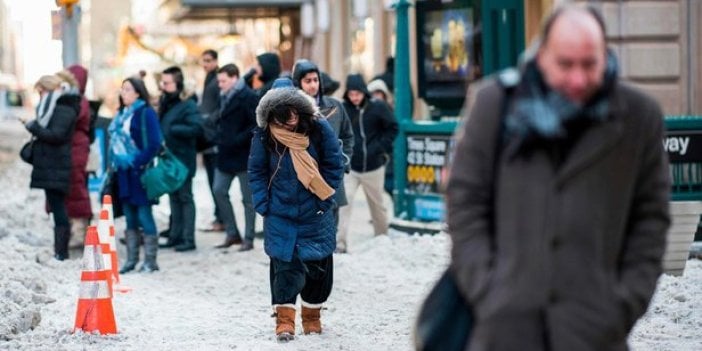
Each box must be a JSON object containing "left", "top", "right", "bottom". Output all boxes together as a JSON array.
[
  {"left": 402, "top": 130, "right": 454, "bottom": 222},
  {"left": 664, "top": 131, "right": 702, "bottom": 163}
]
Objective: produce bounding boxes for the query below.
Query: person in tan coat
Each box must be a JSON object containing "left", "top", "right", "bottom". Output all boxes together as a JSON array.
[{"left": 446, "top": 5, "right": 670, "bottom": 350}]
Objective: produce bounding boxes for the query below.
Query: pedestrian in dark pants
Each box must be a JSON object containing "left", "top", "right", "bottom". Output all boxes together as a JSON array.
[
  {"left": 367, "top": 78, "right": 395, "bottom": 200},
  {"left": 211, "top": 64, "right": 259, "bottom": 251},
  {"left": 198, "top": 49, "right": 225, "bottom": 232},
  {"left": 60, "top": 66, "right": 93, "bottom": 248},
  {"left": 445, "top": 6, "right": 670, "bottom": 350},
  {"left": 157, "top": 66, "right": 203, "bottom": 252},
  {"left": 248, "top": 87, "right": 343, "bottom": 341},
  {"left": 22, "top": 75, "right": 79, "bottom": 261}
]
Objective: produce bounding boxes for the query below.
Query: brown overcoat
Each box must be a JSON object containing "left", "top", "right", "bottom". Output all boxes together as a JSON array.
[{"left": 447, "top": 79, "right": 670, "bottom": 351}]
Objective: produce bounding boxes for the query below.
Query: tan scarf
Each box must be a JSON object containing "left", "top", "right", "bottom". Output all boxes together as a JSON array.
[{"left": 269, "top": 125, "right": 335, "bottom": 201}]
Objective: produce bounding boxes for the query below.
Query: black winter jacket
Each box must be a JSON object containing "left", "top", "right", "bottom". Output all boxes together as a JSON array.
[
  {"left": 159, "top": 98, "right": 203, "bottom": 178},
  {"left": 199, "top": 70, "right": 220, "bottom": 115},
  {"left": 244, "top": 53, "right": 281, "bottom": 98},
  {"left": 216, "top": 84, "right": 259, "bottom": 173},
  {"left": 343, "top": 74, "right": 398, "bottom": 173},
  {"left": 27, "top": 94, "right": 80, "bottom": 192}
]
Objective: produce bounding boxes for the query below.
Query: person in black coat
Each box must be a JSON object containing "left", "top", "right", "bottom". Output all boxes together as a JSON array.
[
  {"left": 22, "top": 75, "right": 80, "bottom": 260},
  {"left": 243, "top": 52, "right": 282, "bottom": 98},
  {"left": 211, "top": 64, "right": 260, "bottom": 251},
  {"left": 337, "top": 73, "right": 398, "bottom": 253},
  {"left": 158, "top": 66, "right": 203, "bottom": 252},
  {"left": 198, "top": 49, "right": 225, "bottom": 232}
]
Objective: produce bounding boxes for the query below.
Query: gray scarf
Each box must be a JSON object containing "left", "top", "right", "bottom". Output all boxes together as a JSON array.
[
  {"left": 36, "top": 90, "right": 62, "bottom": 128},
  {"left": 505, "top": 50, "right": 619, "bottom": 143}
]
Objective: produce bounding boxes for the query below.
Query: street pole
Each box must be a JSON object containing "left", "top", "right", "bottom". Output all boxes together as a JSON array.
[
  {"left": 392, "top": 0, "right": 411, "bottom": 218},
  {"left": 61, "top": 5, "right": 80, "bottom": 67}
]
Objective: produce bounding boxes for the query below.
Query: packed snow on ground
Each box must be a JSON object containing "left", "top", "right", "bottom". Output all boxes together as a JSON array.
[{"left": 1, "top": 119, "right": 701, "bottom": 350}]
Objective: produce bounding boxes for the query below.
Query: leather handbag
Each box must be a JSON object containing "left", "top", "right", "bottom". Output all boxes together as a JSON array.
[
  {"left": 414, "top": 269, "right": 473, "bottom": 351},
  {"left": 140, "top": 147, "right": 188, "bottom": 200},
  {"left": 19, "top": 139, "right": 35, "bottom": 164}
]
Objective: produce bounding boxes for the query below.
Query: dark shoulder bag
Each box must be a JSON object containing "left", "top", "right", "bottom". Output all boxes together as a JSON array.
[
  {"left": 138, "top": 108, "right": 188, "bottom": 200},
  {"left": 19, "top": 138, "right": 35, "bottom": 164}
]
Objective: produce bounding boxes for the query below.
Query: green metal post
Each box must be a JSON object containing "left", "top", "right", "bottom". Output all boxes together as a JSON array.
[{"left": 392, "top": 0, "right": 412, "bottom": 218}]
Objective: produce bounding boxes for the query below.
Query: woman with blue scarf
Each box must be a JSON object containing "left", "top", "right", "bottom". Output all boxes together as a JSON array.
[{"left": 109, "top": 77, "right": 162, "bottom": 273}]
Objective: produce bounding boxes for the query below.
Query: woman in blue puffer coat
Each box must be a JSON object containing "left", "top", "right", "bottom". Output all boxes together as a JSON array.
[{"left": 248, "top": 83, "right": 343, "bottom": 342}]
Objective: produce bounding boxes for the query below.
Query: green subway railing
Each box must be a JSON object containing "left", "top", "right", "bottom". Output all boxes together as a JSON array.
[{"left": 665, "top": 115, "right": 702, "bottom": 201}]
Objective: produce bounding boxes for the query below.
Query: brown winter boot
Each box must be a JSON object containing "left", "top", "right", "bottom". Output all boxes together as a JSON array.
[
  {"left": 301, "top": 306, "right": 322, "bottom": 334},
  {"left": 275, "top": 306, "right": 296, "bottom": 342}
]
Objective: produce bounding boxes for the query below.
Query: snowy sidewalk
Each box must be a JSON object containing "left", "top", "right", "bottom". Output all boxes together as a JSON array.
[
  {"left": 1, "top": 115, "right": 701, "bottom": 350},
  {"left": 0, "top": 145, "right": 449, "bottom": 350}
]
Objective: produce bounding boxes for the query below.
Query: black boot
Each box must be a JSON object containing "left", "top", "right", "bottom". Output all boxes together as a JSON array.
[
  {"left": 119, "top": 229, "right": 140, "bottom": 274},
  {"left": 159, "top": 237, "right": 183, "bottom": 249},
  {"left": 54, "top": 226, "right": 71, "bottom": 261},
  {"left": 139, "top": 235, "right": 160, "bottom": 272},
  {"left": 174, "top": 241, "right": 196, "bottom": 252},
  {"left": 174, "top": 226, "right": 196, "bottom": 252}
]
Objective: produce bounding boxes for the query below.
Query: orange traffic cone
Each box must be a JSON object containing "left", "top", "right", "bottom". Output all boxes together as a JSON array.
[
  {"left": 102, "top": 195, "right": 114, "bottom": 223},
  {"left": 74, "top": 226, "right": 117, "bottom": 335},
  {"left": 97, "top": 210, "right": 118, "bottom": 284},
  {"left": 99, "top": 198, "right": 132, "bottom": 293}
]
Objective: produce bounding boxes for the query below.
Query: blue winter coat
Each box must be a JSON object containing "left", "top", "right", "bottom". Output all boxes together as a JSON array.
[
  {"left": 248, "top": 119, "right": 344, "bottom": 262},
  {"left": 115, "top": 105, "right": 162, "bottom": 206}
]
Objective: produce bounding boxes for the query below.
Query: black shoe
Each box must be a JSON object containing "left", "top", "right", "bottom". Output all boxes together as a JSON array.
[
  {"left": 214, "top": 236, "right": 242, "bottom": 249},
  {"left": 174, "top": 243, "right": 196, "bottom": 252},
  {"left": 119, "top": 263, "right": 137, "bottom": 274},
  {"left": 238, "top": 241, "right": 254, "bottom": 252},
  {"left": 159, "top": 239, "right": 182, "bottom": 249},
  {"left": 159, "top": 228, "right": 170, "bottom": 238}
]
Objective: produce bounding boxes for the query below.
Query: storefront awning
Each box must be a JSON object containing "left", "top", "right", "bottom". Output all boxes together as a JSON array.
[
  {"left": 181, "top": 0, "right": 303, "bottom": 7},
  {"left": 168, "top": 0, "right": 303, "bottom": 21}
]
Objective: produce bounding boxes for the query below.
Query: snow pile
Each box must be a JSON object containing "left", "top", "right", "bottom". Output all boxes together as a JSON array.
[
  {"left": 0, "top": 165, "right": 57, "bottom": 341},
  {"left": 630, "top": 260, "right": 702, "bottom": 350}
]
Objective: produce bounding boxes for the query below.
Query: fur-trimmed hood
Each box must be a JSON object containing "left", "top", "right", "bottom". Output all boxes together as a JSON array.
[{"left": 256, "top": 87, "right": 319, "bottom": 129}]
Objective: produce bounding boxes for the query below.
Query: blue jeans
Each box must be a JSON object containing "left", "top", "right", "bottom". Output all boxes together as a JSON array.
[
  {"left": 122, "top": 203, "right": 157, "bottom": 235},
  {"left": 213, "top": 168, "right": 255, "bottom": 243}
]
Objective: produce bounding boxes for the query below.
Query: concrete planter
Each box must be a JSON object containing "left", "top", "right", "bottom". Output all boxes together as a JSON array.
[{"left": 664, "top": 201, "right": 702, "bottom": 276}]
